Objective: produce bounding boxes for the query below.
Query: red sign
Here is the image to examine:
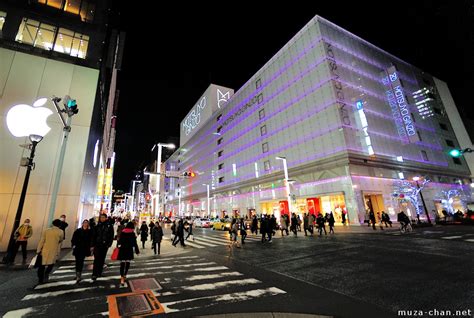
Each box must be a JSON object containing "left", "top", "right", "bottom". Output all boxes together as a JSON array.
[
  {"left": 279, "top": 201, "right": 289, "bottom": 215},
  {"left": 306, "top": 198, "right": 320, "bottom": 215}
]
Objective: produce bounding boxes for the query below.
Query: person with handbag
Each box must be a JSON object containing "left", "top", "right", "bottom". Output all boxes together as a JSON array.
[
  {"left": 71, "top": 220, "right": 93, "bottom": 283},
  {"left": 117, "top": 222, "right": 140, "bottom": 286},
  {"left": 151, "top": 222, "right": 163, "bottom": 255},
  {"left": 36, "top": 219, "right": 64, "bottom": 284},
  {"left": 11, "top": 218, "right": 33, "bottom": 264}
]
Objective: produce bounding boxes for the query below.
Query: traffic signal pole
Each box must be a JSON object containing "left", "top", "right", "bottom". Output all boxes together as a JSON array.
[{"left": 47, "top": 97, "right": 74, "bottom": 226}]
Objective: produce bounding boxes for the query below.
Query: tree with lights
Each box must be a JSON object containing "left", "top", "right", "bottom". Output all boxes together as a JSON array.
[{"left": 392, "top": 178, "right": 430, "bottom": 223}]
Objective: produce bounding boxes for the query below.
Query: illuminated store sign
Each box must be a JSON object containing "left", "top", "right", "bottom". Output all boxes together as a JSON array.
[
  {"left": 381, "top": 66, "right": 419, "bottom": 143},
  {"left": 182, "top": 96, "right": 207, "bottom": 136}
]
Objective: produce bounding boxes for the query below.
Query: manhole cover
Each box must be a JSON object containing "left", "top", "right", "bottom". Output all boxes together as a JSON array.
[
  {"left": 129, "top": 278, "right": 162, "bottom": 292},
  {"left": 108, "top": 290, "right": 164, "bottom": 317}
]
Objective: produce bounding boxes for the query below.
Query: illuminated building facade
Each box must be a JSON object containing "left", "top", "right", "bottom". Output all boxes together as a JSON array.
[
  {"left": 165, "top": 16, "right": 471, "bottom": 224},
  {"left": 0, "top": 0, "right": 122, "bottom": 251}
]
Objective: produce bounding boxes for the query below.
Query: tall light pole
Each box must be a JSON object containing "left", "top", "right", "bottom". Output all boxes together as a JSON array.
[
  {"left": 276, "top": 156, "right": 293, "bottom": 214},
  {"left": 151, "top": 143, "right": 175, "bottom": 216},
  {"left": 413, "top": 176, "right": 431, "bottom": 224},
  {"left": 202, "top": 183, "right": 210, "bottom": 217},
  {"left": 131, "top": 180, "right": 141, "bottom": 213}
]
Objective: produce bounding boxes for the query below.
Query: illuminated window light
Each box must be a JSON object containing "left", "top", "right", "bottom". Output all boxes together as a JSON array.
[
  {"left": 398, "top": 172, "right": 405, "bottom": 179},
  {"left": 396, "top": 156, "right": 404, "bottom": 162}
]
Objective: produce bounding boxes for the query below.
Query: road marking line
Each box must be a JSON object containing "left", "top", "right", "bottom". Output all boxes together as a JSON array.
[
  {"left": 465, "top": 239, "right": 474, "bottom": 242},
  {"left": 185, "top": 272, "right": 243, "bottom": 281},
  {"left": 181, "top": 241, "right": 206, "bottom": 248},
  {"left": 22, "top": 287, "right": 101, "bottom": 300},
  {"left": 188, "top": 239, "right": 219, "bottom": 247},
  {"left": 4, "top": 307, "right": 37, "bottom": 317},
  {"left": 35, "top": 273, "right": 150, "bottom": 289},
  {"left": 161, "top": 287, "right": 286, "bottom": 313},
  {"left": 441, "top": 236, "right": 463, "bottom": 240},
  {"left": 182, "top": 278, "right": 260, "bottom": 291}
]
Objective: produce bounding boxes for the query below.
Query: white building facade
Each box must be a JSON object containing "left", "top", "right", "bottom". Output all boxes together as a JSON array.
[{"left": 164, "top": 16, "right": 472, "bottom": 225}]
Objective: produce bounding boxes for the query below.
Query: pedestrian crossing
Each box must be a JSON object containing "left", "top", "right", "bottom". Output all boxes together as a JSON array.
[
  {"left": 3, "top": 254, "right": 286, "bottom": 317},
  {"left": 172, "top": 232, "right": 265, "bottom": 249},
  {"left": 385, "top": 230, "right": 474, "bottom": 243}
]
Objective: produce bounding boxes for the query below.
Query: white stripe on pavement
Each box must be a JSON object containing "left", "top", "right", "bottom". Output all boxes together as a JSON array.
[
  {"left": 441, "top": 236, "right": 463, "bottom": 240},
  {"left": 180, "top": 241, "right": 205, "bottom": 248},
  {"left": 183, "top": 278, "right": 260, "bottom": 291},
  {"left": 185, "top": 272, "right": 243, "bottom": 281},
  {"left": 465, "top": 239, "right": 474, "bottom": 242},
  {"left": 4, "top": 307, "right": 37, "bottom": 318},
  {"left": 22, "top": 287, "right": 102, "bottom": 300},
  {"left": 35, "top": 273, "right": 150, "bottom": 289},
  {"left": 194, "top": 237, "right": 230, "bottom": 245},
  {"left": 161, "top": 287, "right": 286, "bottom": 313},
  {"left": 187, "top": 239, "right": 219, "bottom": 247}
]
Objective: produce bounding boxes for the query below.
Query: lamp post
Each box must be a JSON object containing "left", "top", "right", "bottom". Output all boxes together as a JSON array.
[
  {"left": 131, "top": 180, "right": 141, "bottom": 213},
  {"left": 151, "top": 143, "right": 175, "bottom": 216},
  {"left": 202, "top": 183, "right": 210, "bottom": 217},
  {"left": 413, "top": 176, "right": 431, "bottom": 224},
  {"left": 3, "top": 98, "right": 52, "bottom": 264},
  {"left": 276, "top": 156, "right": 293, "bottom": 214}
]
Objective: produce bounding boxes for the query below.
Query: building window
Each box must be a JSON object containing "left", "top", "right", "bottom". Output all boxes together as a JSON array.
[
  {"left": 417, "top": 131, "right": 422, "bottom": 141},
  {"left": 218, "top": 176, "right": 225, "bottom": 183},
  {"left": 446, "top": 139, "right": 455, "bottom": 147},
  {"left": 256, "top": 78, "right": 262, "bottom": 89},
  {"left": 439, "top": 122, "right": 448, "bottom": 131},
  {"left": 39, "top": 0, "right": 95, "bottom": 22},
  {"left": 411, "top": 113, "right": 416, "bottom": 123},
  {"left": 38, "top": 0, "right": 63, "bottom": 9},
  {"left": 217, "top": 138, "right": 223, "bottom": 145},
  {"left": 218, "top": 163, "right": 224, "bottom": 170},
  {"left": 259, "top": 109, "right": 265, "bottom": 120},
  {"left": 257, "top": 93, "right": 263, "bottom": 104},
  {"left": 260, "top": 125, "right": 267, "bottom": 136},
  {"left": 15, "top": 18, "right": 56, "bottom": 50},
  {"left": 421, "top": 150, "right": 429, "bottom": 161},
  {"left": 262, "top": 142, "right": 269, "bottom": 153},
  {"left": 453, "top": 157, "right": 462, "bottom": 165},
  {"left": 264, "top": 160, "right": 271, "bottom": 171},
  {"left": 54, "top": 28, "right": 89, "bottom": 58},
  {"left": 218, "top": 150, "right": 223, "bottom": 157},
  {"left": 217, "top": 126, "right": 223, "bottom": 134},
  {"left": 217, "top": 114, "right": 222, "bottom": 121},
  {"left": 0, "top": 11, "right": 6, "bottom": 31}
]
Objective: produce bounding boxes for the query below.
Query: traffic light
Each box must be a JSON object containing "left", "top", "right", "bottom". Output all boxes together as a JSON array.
[
  {"left": 182, "top": 171, "right": 195, "bottom": 178},
  {"left": 63, "top": 95, "right": 78, "bottom": 116},
  {"left": 449, "top": 149, "right": 462, "bottom": 158}
]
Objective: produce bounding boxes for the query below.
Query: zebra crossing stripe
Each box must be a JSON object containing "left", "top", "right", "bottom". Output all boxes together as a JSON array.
[
  {"left": 185, "top": 272, "right": 243, "bottom": 281},
  {"left": 182, "top": 241, "right": 206, "bottom": 248},
  {"left": 465, "top": 239, "right": 474, "bottom": 242},
  {"left": 188, "top": 239, "right": 219, "bottom": 247},
  {"left": 441, "top": 236, "right": 463, "bottom": 240},
  {"left": 182, "top": 278, "right": 261, "bottom": 291},
  {"left": 194, "top": 237, "right": 230, "bottom": 245},
  {"left": 22, "top": 286, "right": 102, "bottom": 300},
  {"left": 161, "top": 287, "right": 286, "bottom": 313}
]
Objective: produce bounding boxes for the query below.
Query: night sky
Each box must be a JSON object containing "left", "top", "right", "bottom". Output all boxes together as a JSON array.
[{"left": 113, "top": 1, "right": 474, "bottom": 191}]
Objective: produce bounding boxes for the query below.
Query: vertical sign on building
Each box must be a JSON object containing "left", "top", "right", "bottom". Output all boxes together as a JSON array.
[{"left": 381, "top": 66, "right": 419, "bottom": 143}]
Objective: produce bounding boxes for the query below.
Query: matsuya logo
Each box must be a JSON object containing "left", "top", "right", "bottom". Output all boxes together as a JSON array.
[
  {"left": 6, "top": 98, "right": 53, "bottom": 137},
  {"left": 217, "top": 89, "right": 231, "bottom": 109},
  {"left": 182, "top": 96, "right": 207, "bottom": 136}
]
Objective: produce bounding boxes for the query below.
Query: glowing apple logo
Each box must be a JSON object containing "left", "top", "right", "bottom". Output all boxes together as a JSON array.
[{"left": 6, "top": 98, "right": 53, "bottom": 138}]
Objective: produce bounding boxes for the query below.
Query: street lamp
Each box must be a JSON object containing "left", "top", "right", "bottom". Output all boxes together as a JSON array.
[
  {"left": 151, "top": 143, "right": 175, "bottom": 216},
  {"left": 202, "top": 183, "right": 210, "bottom": 217},
  {"left": 276, "top": 156, "right": 293, "bottom": 214},
  {"left": 3, "top": 98, "right": 52, "bottom": 264},
  {"left": 412, "top": 176, "right": 431, "bottom": 224}
]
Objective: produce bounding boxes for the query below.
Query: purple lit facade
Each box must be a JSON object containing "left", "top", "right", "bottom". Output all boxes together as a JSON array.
[{"left": 164, "top": 16, "right": 471, "bottom": 224}]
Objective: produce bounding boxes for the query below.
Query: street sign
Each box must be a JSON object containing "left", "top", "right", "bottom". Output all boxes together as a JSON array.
[{"left": 165, "top": 170, "right": 181, "bottom": 178}]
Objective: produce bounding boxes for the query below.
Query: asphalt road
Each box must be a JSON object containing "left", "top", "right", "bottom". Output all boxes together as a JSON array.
[{"left": 0, "top": 225, "right": 472, "bottom": 318}]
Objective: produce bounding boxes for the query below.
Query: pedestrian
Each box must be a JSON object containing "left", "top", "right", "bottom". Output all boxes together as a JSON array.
[
  {"left": 139, "top": 221, "right": 148, "bottom": 248},
  {"left": 270, "top": 214, "right": 277, "bottom": 237},
  {"left": 59, "top": 214, "right": 69, "bottom": 239},
  {"left": 89, "top": 217, "right": 96, "bottom": 229},
  {"left": 151, "top": 222, "right": 163, "bottom": 255},
  {"left": 115, "top": 220, "right": 125, "bottom": 242},
  {"left": 11, "top": 218, "right": 33, "bottom": 264},
  {"left": 36, "top": 219, "right": 64, "bottom": 284},
  {"left": 170, "top": 220, "right": 177, "bottom": 241},
  {"left": 251, "top": 215, "right": 258, "bottom": 235},
  {"left": 71, "top": 219, "right": 93, "bottom": 283},
  {"left": 308, "top": 213, "right": 315, "bottom": 236},
  {"left": 230, "top": 219, "right": 240, "bottom": 247},
  {"left": 172, "top": 219, "right": 186, "bottom": 247},
  {"left": 341, "top": 210, "right": 346, "bottom": 225},
  {"left": 280, "top": 215, "right": 288, "bottom": 236},
  {"left": 291, "top": 213, "right": 298, "bottom": 236},
  {"left": 117, "top": 222, "right": 140, "bottom": 286},
  {"left": 328, "top": 212, "right": 335, "bottom": 234},
  {"left": 303, "top": 213, "right": 309, "bottom": 236},
  {"left": 185, "top": 218, "right": 194, "bottom": 241},
  {"left": 369, "top": 210, "right": 376, "bottom": 230},
  {"left": 316, "top": 213, "right": 327, "bottom": 236},
  {"left": 240, "top": 217, "right": 247, "bottom": 244},
  {"left": 381, "top": 211, "right": 391, "bottom": 227},
  {"left": 297, "top": 215, "right": 302, "bottom": 232},
  {"left": 260, "top": 215, "right": 267, "bottom": 242},
  {"left": 148, "top": 219, "right": 155, "bottom": 238},
  {"left": 91, "top": 213, "right": 114, "bottom": 281}
]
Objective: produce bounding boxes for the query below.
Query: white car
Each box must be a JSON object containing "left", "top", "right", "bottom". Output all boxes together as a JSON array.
[{"left": 195, "top": 218, "right": 211, "bottom": 228}]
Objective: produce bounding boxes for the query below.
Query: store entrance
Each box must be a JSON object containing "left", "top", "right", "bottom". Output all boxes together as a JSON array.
[{"left": 364, "top": 194, "right": 385, "bottom": 222}]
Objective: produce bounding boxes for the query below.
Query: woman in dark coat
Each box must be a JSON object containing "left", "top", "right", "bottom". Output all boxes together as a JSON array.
[
  {"left": 139, "top": 221, "right": 148, "bottom": 248},
  {"left": 328, "top": 212, "right": 335, "bottom": 234},
  {"left": 117, "top": 222, "right": 139, "bottom": 286},
  {"left": 151, "top": 222, "right": 163, "bottom": 255},
  {"left": 71, "top": 220, "right": 93, "bottom": 283}
]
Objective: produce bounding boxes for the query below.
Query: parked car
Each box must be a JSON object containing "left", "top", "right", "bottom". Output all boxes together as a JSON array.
[
  {"left": 213, "top": 218, "right": 232, "bottom": 231},
  {"left": 195, "top": 218, "right": 211, "bottom": 228}
]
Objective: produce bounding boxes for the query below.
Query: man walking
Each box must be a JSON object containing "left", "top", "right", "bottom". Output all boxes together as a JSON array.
[
  {"left": 36, "top": 219, "right": 63, "bottom": 284},
  {"left": 59, "top": 214, "right": 69, "bottom": 239},
  {"left": 91, "top": 214, "right": 114, "bottom": 281},
  {"left": 12, "top": 218, "right": 33, "bottom": 264}
]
